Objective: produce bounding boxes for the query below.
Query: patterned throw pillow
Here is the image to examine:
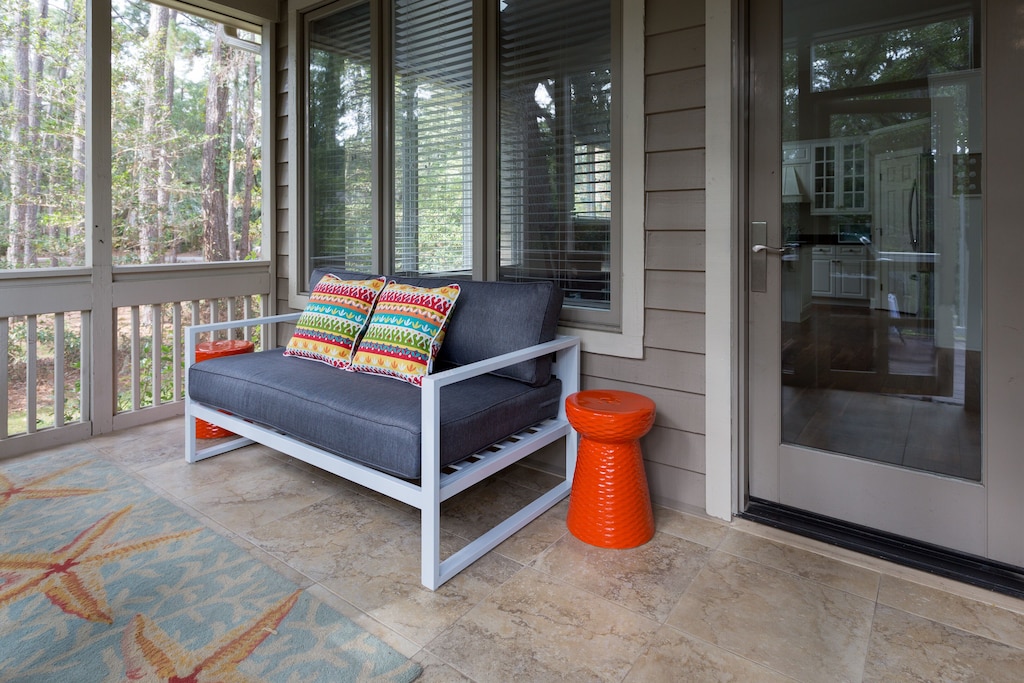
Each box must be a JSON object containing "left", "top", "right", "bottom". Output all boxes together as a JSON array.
[
  {"left": 350, "top": 282, "right": 461, "bottom": 386},
  {"left": 284, "top": 274, "right": 387, "bottom": 369}
]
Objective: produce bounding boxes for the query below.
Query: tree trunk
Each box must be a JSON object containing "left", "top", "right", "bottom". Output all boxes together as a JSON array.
[
  {"left": 7, "top": 1, "right": 31, "bottom": 268},
  {"left": 159, "top": 10, "right": 176, "bottom": 261},
  {"left": 201, "top": 29, "right": 230, "bottom": 262},
  {"left": 28, "top": 0, "right": 49, "bottom": 266},
  {"left": 226, "top": 65, "right": 238, "bottom": 261},
  {"left": 240, "top": 54, "right": 257, "bottom": 260},
  {"left": 138, "top": 5, "right": 169, "bottom": 264}
]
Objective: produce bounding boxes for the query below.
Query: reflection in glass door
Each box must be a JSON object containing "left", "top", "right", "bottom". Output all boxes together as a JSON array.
[{"left": 778, "top": 5, "right": 982, "bottom": 481}]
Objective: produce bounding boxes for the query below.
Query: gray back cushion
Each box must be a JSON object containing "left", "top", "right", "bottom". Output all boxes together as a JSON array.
[{"left": 308, "top": 268, "right": 562, "bottom": 386}]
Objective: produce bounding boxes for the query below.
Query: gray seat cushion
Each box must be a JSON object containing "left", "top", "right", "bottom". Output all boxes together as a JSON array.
[
  {"left": 188, "top": 349, "right": 562, "bottom": 479},
  {"left": 309, "top": 268, "right": 562, "bottom": 386}
]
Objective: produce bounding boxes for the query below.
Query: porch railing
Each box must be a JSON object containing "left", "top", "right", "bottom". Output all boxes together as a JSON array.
[{"left": 1, "top": 262, "right": 273, "bottom": 457}]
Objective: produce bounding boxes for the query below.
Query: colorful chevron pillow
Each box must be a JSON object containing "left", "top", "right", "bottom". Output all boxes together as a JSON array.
[
  {"left": 284, "top": 274, "right": 387, "bottom": 369},
  {"left": 350, "top": 281, "right": 461, "bottom": 386}
]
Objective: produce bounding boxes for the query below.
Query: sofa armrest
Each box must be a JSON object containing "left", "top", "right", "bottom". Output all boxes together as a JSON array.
[{"left": 185, "top": 312, "right": 302, "bottom": 363}]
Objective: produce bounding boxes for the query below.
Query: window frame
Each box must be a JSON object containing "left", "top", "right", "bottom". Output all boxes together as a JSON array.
[{"left": 288, "top": 0, "right": 644, "bottom": 357}]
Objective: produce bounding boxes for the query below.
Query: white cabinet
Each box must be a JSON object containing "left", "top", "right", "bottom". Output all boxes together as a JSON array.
[
  {"left": 811, "top": 140, "right": 868, "bottom": 214},
  {"left": 811, "top": 245, "right": 868, "bottom": 299},
  {"left": 836, "top": 245, "right": 867, "bottom": 298},
  {"left": 811, "top": 246, "right": 835, "bottom": 297}
]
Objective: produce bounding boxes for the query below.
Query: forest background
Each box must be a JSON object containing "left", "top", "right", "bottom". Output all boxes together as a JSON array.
[{"left": 0, "top": 0, "right": 262, "bottom": 269}]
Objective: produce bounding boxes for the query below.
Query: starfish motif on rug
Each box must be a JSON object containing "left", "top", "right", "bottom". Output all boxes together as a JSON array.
[
  {"left": 121, "top": 589, "right": 302, "bottom": 682},
  {"left": 0, "top": 505, "right": 201, "bottom": 623},
  {"left": 0, "top": 461, "right": 102, "bottom": 511}
]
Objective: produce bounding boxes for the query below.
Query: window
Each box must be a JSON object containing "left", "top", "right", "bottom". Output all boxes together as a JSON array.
[
  {"left": 111, "top": 1, "right": 263, "bottom": 265},
  {"left": 498, "top": 0, "right": 613, "bottom": 312},
  {"left": 300, "top": 0, "right": 632, "bottom": 330},
  {"left": 306, "top": 2, "right": 374, "bottom": 273},
  {"left": 0, "top": 0, "right": 264, "bottom": 270},
  {"left": 0, "top": 0, "right": 86, "bottom": 268},
  {"left": 393, "top": 0, "right": 474, "bottom": 275}
]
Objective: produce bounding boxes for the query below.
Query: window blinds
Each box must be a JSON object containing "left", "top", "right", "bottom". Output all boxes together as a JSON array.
[
  {"left": 307, "top": 3, "right": 374, "bottom": 273},
  {"left": 498, "top": 0, "right": 613, "bottom": 309},
  {"left": 393, "top": 0, "right": 474, "bottom": 276}
]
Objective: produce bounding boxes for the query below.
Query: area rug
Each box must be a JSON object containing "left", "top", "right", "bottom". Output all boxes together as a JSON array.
[{"left": 0, "top": 450, "right": 421, "bottom": 682}]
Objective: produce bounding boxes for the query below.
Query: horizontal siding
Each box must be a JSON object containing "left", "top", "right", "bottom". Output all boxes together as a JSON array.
[
  {"left": 637, "top": 0, "right": 707, "bottom": 512},
  {"left": 646, "top": 270, "right": 705, "bottom": 312},
  {"left": 646, "top": 189, "right": 706, "bottom": 230},
  {"left": 646, "top": 230, "right": 705, "bottom": 271},
  {"left": 646, "top": 309, "right": 705, "bottom": 354},
  {"left": 646, "top": 26, "right": 704, "bottom": 74},
  {"left": 644, "top": 1, "right": 704, "bottom": 35},
  {"left": 646, "top": 67, "right": 705, "bottom": 113},
  {"left": 647, "top": 109, "right": 705, "bottom": 151},
  {"left": 643, "top": 426, "right": 706, "bottom": 473},
  {"left": 645, "top": 460, "right": 706, "bottom": 511},
  {"left": 647, "top": 150, "right": 706, "bottom": 191},
  {"left": 584, "top": 347, "right": 705, "bottom": 395},
  {"left": 275, "top": 14, "right": 293, "bottom": 347}
]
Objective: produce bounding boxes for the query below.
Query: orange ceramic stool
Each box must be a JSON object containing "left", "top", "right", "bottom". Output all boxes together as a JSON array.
[
  {"left": 565, "top": 390, "right": 656, "bottom": 548},
  {"left": 194, "top": 339, "right": 254, "bottom": 438}
]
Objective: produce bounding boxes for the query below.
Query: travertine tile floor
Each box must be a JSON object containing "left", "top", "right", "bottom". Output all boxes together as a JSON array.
[{"left": 31, "top": 417, "right": 1024, "bottom": 681}]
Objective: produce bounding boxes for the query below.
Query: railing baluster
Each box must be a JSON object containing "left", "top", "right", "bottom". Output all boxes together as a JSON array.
[
  {"left": 243, "top": 297, "right": 254, "bottom": 343},
  {"left": 208, "top": 298, "right": 220, "bottom": 338},
  {"left": 151, "top": 304, "right": 162, "bottom": 407},
  {"left": 260, "top": 294, "right": 270, "bottom": 351},
  {"left": 131, "top": 306, "right": 141, "bottom": 412},
  {"left": 227, "top": 297, "right": 237, "bottom": 340},
  {"left": 55, "top": 313, "right": 65, "bottom": 428},
  {"left": 26, "top": 315, "right": 38, "bottom": 434},
  {"left": 1, "top": 317, "right": 9, "bottom": 438},
  {"left": 80, "top": 310, "right": 92, "bottom": 423},
  {"left": 172, "top": 303, "right": 183, "bottom": 401},
  {"left": 190, "top": 300, "right": 202, "bottom": 345}
]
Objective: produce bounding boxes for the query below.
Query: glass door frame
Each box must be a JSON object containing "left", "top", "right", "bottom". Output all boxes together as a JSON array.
[{"left": 744, "top": 0, "right": 1024, "bottom": 567}]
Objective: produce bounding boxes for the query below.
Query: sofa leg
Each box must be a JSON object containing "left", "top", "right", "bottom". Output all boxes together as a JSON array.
[
  {"left": 185, "top": 401, "right": 198, "bottom": 463},
  {"left": 422, "top": 506, "right": 441, "bottom": 591}
]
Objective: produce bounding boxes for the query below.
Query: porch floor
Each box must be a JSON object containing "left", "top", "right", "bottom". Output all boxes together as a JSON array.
[{"left": 16, "top": 417, "right": 1024, "bottom": 681}]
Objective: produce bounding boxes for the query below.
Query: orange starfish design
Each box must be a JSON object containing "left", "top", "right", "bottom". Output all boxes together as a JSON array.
[
  {"left": 121, "top": 589, "right": 302, "bottom": 682},
  {"left": 0, "top": 506, "right": 201, "bottom": 623},
  {"left": 0, "top": 461, "right": 102, "bottom": 511}
]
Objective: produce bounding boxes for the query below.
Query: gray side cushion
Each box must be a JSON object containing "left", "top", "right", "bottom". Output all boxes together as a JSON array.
[
  {"left": 308, "top": 268, "right": 563, "bottom": 386},
  {"left": 188, "top": 349, "right": 562, "bottom": 479}
]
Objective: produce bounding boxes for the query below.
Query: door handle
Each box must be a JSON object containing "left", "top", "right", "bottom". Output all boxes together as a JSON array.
[
  {"left": 752, "top": 244, "right": 788, "bottom": 254},
  {"left": 750, "top": 221, "right": 772, "bottom": 293}
]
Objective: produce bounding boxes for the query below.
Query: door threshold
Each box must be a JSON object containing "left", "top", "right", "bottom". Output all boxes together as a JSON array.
[{"left": 741, "top": 499, "right": 1024, "bottom": 600}]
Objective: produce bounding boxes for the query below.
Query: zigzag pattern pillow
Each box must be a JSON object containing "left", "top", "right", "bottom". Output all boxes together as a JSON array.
[
  {"left": 350, "top": 282, "right": 461, "bottom": 386},
  {"left": 284, "top": 274, "right": 387, "bottom": 369}
]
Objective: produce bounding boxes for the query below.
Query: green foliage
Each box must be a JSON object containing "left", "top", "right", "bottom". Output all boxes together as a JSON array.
[
  {"left": 5, "top": 313, "right": 85, "bottom": 433},
  {"left": 0, "top": 0, "right": 263, "bottom": 268},
  {"left": 115, "top": 336, "right": 177, "bottom": 412}
]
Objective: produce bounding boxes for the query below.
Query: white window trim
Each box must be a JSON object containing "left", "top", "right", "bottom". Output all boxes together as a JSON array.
[{"left": 286, "top": 0, "right": 645, "bottom": 360}]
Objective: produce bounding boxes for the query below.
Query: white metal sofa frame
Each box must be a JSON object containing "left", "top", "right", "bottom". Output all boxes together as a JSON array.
[{"left": 184, "top": 314, "right": 580, "bottom": 590}]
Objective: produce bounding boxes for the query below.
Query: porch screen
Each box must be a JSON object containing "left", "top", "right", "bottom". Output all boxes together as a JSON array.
[
  {"left": 393, "top": 0, "right": 473, "bottom": 276},
  {"left": 307, "top": 3, "right": 374, "bottom": 274},
  {"left": 498, "top": 0, "right": 613, "bottom": 311}
]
